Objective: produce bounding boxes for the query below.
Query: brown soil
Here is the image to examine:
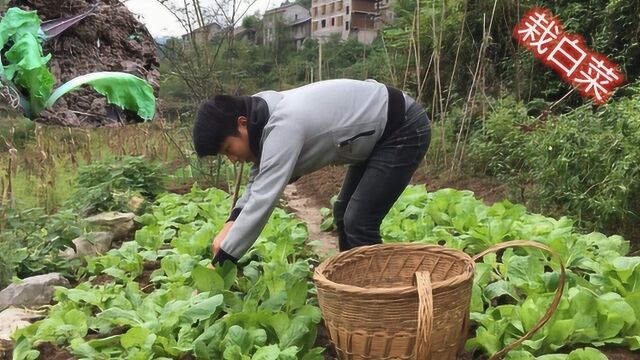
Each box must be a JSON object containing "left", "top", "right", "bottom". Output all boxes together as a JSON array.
[
  {"left": 601, "top": 348, "right": 640, "bottom": 360},
  {"left": 9, "top": 0, "right": 160, "bottom": 127},
  {"left": 136, "top": 260, "right": 160, "bottom": 293},
  {"left": 84, "top": 260, "right": 158, "bottom": 292},
  {"left": 0, "top": 340, "right": 13, "bottom": 360},
  {"left": 418, "top": 168, "right": 508, "bottom": 206},
  {"left": 85, "top": 325, "right": 127, "bottom": 341},
  {"left": 34, "top": 342, "right": 76, "bottom": 360},
  {"left": 89, "top": 273, "right": 115, "bottom": 286},
  {"left": 294, "top": 166, "right": 346, "bottom": 208},
  {"left": 294, "top": 163, "right": 508, "bottom": 208}
]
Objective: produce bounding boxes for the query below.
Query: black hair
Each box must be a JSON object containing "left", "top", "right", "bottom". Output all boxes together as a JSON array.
[{"left": 192, "top": 95, "right": 248, "bottom": 157}]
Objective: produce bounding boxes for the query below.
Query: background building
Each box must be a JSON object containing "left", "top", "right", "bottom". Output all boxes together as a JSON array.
[
  {"left": 263, "top": 3, "right": 311, "bottom": 48},
  {"left": 181, "top": 23, "right": 222, "bottom": 44},
  {"left": 310, "top": 0, "right": 385, "bottom": 44}
]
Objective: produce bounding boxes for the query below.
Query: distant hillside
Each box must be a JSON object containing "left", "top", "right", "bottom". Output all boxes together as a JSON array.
[{"left": 154, "top": 36, "right": 172, "bottom": 45}]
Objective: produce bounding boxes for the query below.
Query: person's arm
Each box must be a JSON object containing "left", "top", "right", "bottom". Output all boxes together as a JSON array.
[
  {"left": 211, "top": 220, "right": 233, "bottom": 256},
  {"left": 209, "top": 164, "right": 258, "bottom": 266},
  {"left": 212, "top": 125, "right": 304, "bottom": 265}
]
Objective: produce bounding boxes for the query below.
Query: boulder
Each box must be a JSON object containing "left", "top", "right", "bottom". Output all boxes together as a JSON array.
[
  {"left": 85, "top": 212, "right": 136, "bottom": 241},
  {"left": 60, "top": 231, "right": 114, "bottom": 260},
  {"left": 0, "top": 273, "right": 70, "bottom": 312}
]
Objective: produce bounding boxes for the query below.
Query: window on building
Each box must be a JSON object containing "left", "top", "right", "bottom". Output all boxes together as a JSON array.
[
  {"left": 312, "top": 7, "right": 317, "bottom": 16},
  {"left": 320, "top": 5, "right": 326, "bottom": 15},
  {"left": 295, "top": 14, "right": 298, "bottom": 20},
  {"left": 312, "top": 21, "right": 318, "bottom": 31},
  {"left": 329, "top": 2, "right": 334, "bottom": 12},
  {"left": 331, "top": 17, "right": 335, "bottom": 26},
  {"left": 346, "top": 5, "right": 350, "bottom": 14},
  {"left": 337, "top": 16, "right": 343, "bottom": 26},
  {"left": 321, "top": 19, "right": 326, "bottom": 28},
  {"left": 345, "top": 20, "right": 349, "bottom": 30},
  {"left": 337, "top": 0, "right": 343, "bottom": 10}
]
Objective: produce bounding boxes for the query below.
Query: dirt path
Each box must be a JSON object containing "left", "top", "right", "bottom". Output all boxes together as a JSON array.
[{"left": 283, "top": 183, "right": 338, "bottom": 258}]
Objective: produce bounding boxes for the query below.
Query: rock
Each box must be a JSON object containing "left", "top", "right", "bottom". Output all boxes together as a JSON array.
[
  {"left": 85, "top": 212, "right": 136, "bottom": 241},
  {"left": 60, "top": 231, "right": 114, "bottom": 260},
  {"left": 0, "top": 274, "right": 70, "bottom": 312},
  {"left": 59, "top": 247, "right": 77, "bottom": 260},
  {"left": 0, "top": 308, "right": 46, "bottom": 340},
  {"left": 85, "top": 211, "right": 135, "bottom": 226}
]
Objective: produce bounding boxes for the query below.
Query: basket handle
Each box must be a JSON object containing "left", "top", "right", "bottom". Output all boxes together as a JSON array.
[
  {"left": 414, "top": 271, "right": 433, "bottom": 359},
  {"left": 473, "top": 240, "right": 566, "bottom": 360}
]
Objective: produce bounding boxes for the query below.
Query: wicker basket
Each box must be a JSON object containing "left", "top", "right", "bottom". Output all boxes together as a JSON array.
[{"left": 313, "top": 240, "right": 565, "bottom": 360}]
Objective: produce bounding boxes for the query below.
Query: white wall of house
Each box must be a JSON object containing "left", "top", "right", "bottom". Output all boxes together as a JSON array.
[
  {"left": 310, "top": 0, "right": 387, "bottom": 44},
  {"left": 263, "top": 4, "right": 311, "bottom": 45}
]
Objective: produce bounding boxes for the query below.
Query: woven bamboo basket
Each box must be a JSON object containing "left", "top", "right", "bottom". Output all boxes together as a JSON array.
[{"left": 313, "top": 240, "right": 565, "bottom": 360}]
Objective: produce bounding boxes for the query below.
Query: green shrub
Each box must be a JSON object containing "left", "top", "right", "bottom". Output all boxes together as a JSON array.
[
  {"left": 0, "top": 208, "right": 83, "bottom": 287},
  {"left": 467, "top": 97, "right": 537, "bottom": 179},
  {"left": 468, "top": 88, "right": 640, "bottom": 234},
  {"left": 531, "top": 95, "right": 640, "bottom": 230},
  {"left": 67, "top": 156, "right": 165, "bottom": 216},
  {"left": 0, "top": 236, "right": 17, "bottom": 289}
]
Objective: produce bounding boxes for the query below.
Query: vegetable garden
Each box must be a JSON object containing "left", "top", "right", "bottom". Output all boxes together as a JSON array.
[{"left": 5, "top": 183, "right": 640, "bottom": 359}]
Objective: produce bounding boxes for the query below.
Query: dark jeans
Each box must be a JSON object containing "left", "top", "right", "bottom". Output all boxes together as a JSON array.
[{"left": 334, "top": 101, "right": 431, "bottom": 251}]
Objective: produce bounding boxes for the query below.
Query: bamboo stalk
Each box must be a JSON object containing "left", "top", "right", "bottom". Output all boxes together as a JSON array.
[
  {"left": 231, "top": 162, "right": 244, "bottom": 211},
  {"left": 430, "top": 0, "right": 445, "bottom": 168},
  {"left": 451, "top": 0, "right": 499, "bottom": 174}
]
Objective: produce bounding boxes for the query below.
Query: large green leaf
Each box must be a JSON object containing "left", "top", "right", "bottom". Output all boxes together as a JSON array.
[
  {"left": 251, "top": 345, "right": 280, "bottom": 360},
  {"left": 0, "top": 8, "right": 51, "bottom": 116},
  {"left": 192, "top": 264, "right": 225, "bottom": 293},
  {"left": 0, "top": 8, "right": 41, "bottom": 49},
  {"left": 566, "top": 348, "right": 608, "bottom": 360},
  {"left": 3, "top": 32, "right": 53, "bottom": 116},
  {"left": 45, "top": 71, "right": 156, "bottom": 120},
  {"left": 120, "top": 327, "right": 156, "bottom": 350},
  {"left": 223, "top": 325, "right": 254, "bottom": 354},
  {"left": 182, "top": 294, "right": 224, "bottom": 323}
]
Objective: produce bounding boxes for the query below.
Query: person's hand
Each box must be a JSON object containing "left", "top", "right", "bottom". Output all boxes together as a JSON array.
[
  {"left": 211, "top": 221, "right": 234, "bottom": 257},
  {"left": 212, "top": 232, "right": 224, "bottom": 256}
]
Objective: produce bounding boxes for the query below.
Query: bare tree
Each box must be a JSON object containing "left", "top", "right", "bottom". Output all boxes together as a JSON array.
[{"left": 132, "top": 0, "right": 262, "bottom": 102}]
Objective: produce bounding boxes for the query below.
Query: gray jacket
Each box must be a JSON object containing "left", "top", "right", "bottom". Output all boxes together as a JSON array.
[{"left": 221, "top": 79, "right": 411, "bottom": 259}]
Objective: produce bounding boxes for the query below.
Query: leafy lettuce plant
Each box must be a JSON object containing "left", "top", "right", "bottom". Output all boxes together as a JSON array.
[
  {"left": 0, "top": 7, "right": 155, "bottom": 120},
  {"left": 381, "top": 186, "right": 640, "bottom": 358},
  {"left": 13, "top": 186, "right": 324, "bottom": 359}
]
